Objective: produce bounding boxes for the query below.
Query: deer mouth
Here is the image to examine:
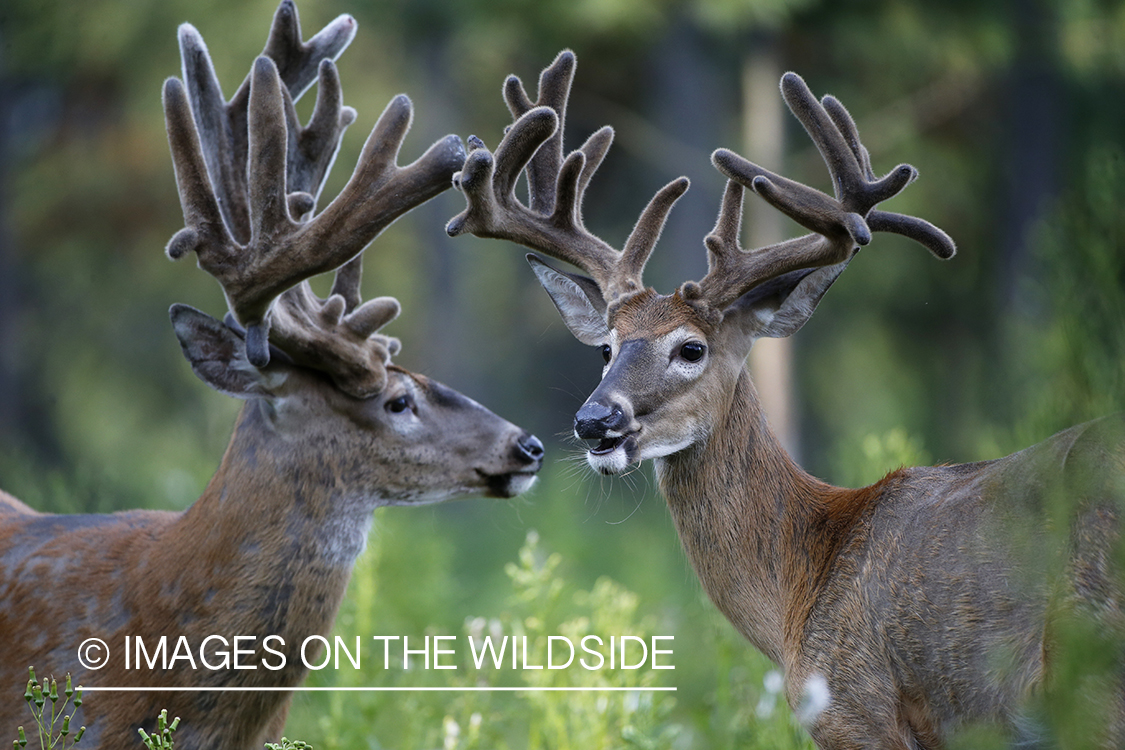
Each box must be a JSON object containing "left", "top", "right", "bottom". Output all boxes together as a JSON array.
[
  {"left": 479, "top": 468, "right": 540, "bottom": 499},
  {"left": 590, "top": 436, "right": 626, "bottom": 455},
  {"left": 585, "top": 434, "right": 639, "bottom": 474}
]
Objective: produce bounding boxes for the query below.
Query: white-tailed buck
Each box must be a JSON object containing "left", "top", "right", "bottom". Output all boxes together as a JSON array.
[
  {"left": 0, "top": 4, "right": 542, "bottom": 748},
  {"left": 449, "top": 51, "right": 1125, "bottom": 748}
]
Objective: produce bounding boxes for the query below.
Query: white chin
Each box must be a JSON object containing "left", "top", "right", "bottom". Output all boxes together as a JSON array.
[
  {"left": 506, "top": 473, "right": 538, "bottom": 496},
  {"left": 586, "top": 446, "right": 631, "bottom": 475}
]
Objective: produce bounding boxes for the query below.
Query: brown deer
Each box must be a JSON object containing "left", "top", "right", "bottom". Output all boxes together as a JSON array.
[
  {"left": 0, "top": 4, "right": 542, "bottom": 748},
  {"left": 448, "top": 51, "right": 1125, "bottom": 748}
]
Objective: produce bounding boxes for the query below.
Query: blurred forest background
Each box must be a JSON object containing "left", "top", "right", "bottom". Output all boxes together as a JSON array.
[{"left": 2, "top": 0, "right": 1125, "bottom": 746}]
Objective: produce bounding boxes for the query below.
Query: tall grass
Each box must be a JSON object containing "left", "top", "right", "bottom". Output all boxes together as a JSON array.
[{"left": 285, "top": 522, "right": 818, "bottom": 749}]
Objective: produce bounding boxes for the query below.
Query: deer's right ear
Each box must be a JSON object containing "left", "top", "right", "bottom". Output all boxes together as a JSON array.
[
  {"left": 170, "top": 304, "right": 282, "bottom": 399},
  {"left": 724, "top": 261, "right": 849, "bottom": 342},
  {"left": 527, "top": 255, "right": 610, "bottom": 346}
]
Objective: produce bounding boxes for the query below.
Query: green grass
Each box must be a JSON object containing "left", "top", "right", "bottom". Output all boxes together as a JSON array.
[{"left": 285, "top": 521, "right": 817, "bottom": 749}]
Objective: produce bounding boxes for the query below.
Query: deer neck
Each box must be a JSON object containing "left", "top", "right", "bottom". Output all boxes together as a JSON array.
[
  {"left": 654, "top": 367, "right": 869, "bottom": 667},
  {"left": 159, "top": 401, "right": 370, "bottom": 666}
]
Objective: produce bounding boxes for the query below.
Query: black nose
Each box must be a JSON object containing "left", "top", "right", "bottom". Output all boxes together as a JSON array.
[
  {"left": 574, "top": 400, "right": 626, "bottom": 439},
  {"left": 516, "top": 432, "right": 545, "bottom": 464}
]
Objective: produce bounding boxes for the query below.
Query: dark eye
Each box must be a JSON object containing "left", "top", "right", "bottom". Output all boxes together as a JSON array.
[
  {"left": 386, "top": 395, "right": 413, "bottom": 414},
  {"left": 601, "top": 345, "right": 612, "bottom": 364},
  {"left": 679, "top": 341, "right": 706, "bottom": 362}
]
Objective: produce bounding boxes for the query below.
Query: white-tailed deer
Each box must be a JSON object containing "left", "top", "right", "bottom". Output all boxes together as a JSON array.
[
  {"left": 0, "top": 4, "right": 542, "bottom": 748},
  {"left": 448, "top": 51, "right": 1125, "bottom": 748}
]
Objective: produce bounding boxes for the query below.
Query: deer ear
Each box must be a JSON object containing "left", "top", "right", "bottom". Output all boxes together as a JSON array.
[
  {"left": 170, "top": 304, "right": 284, "bottom": 398},
  {"left": 527, "top": 254, "right": 610, "bottom": 346},
  {"left": 724, "top": 261, "right": 849, "bottom": 341}
]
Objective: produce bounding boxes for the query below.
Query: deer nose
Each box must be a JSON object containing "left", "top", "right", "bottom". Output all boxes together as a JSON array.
[
  {"left": 516, "top": 432, "right": 545, "bottom": 464},
  {"left": 574, "top": 401, "right": 627, "bottom": 439}
]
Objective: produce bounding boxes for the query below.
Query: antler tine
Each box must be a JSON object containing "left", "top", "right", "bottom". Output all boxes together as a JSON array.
[
  {"left": 329, "top": 255, "right": 363, "bottom": 311},
  {"left": 448, "top": 50, "right": 690, "bottom": 303},
  {"left": 447, "top": 103, "right": 622, "bottom": 291},
  {"left": 165, "top": 4, "right": 465, "bottom": 393},
  {"left": 305, "top": 92, "right": 465, "bottom": 258},
  {"left": 574, "top": 126, "right": 614, "bottom": 227},
  {"left": 270, "top": 280, "right": 403, "bottom": 398},
  {"left": 819, "top": 92, "right": 955, "bottom": 259},
  {"left": 620, "top": 177, "right": 691, "bottom": 291},
  {"left": 257, "top": 0, "right": 357, "bottom": 101},
  {"left": 503, "top": 50, "right": 575, "bottom": 214},
  {"left": 174, "top": 24, "right": 252, "bottom": 244},
  {"left": 687, "top": 177, "right": 839, "bottom": 312},
  {"left": 698, "top": 72, "right": 954, "bottom": 312},
  {"left": 285, "top": 59, "right": 354, "bottom": 207}
]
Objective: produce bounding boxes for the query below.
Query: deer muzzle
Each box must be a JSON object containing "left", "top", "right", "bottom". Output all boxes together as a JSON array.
[
  {"left": 574, "top": 400, "right": 630, "bottom": 440},
  {"left": 575, "top": 394, "right": 639, "bottom": 474}
]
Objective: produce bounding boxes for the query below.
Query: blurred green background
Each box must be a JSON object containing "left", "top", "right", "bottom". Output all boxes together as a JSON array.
[{"left": 2, "top": 0, "right": 1125, "bottom": 746}]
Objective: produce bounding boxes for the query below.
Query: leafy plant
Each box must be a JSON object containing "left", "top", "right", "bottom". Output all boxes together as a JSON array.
[
  {"left": 264, "top": 740, "right": 313, "bottom": 750},
  {"left": 291, "top": 527, "right": 683, "bottom": 749},
  {"left": 12, "top": 667, "right": 85, "bottom": 750},
  {"left": 137, "top": 709, "right": 179, "bottom": 750}
]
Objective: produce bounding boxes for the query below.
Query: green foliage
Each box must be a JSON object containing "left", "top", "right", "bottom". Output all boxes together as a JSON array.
[
  {"left": 137, "top": 709, "right": 179, "bottom": 750},
  {"left": 1008, "top": 140, "right": 1125, "bottom": 442},
  {"left": 698, "top": 612, "right": 815, "bottom": 750},
  {"left": 292, "top": 529, "right": 681, "bottom": 749},
  {"left": 280, "top": 510, "right": 826, "bottom": 749},
  {"left": 257, "top": 446, "right": 827, "bottom": 749},
  {"left": 828, "top": 427, "right": 932, "bottom": 488},
  {"left": 12, "top": 668, "right": 85, "bottom": 750},
  {"left": 264, "top": 739, "right": 313, "bottom": 750}
]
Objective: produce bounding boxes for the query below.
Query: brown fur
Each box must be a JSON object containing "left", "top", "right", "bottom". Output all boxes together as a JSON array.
[
  {"left": 654, "top": 366, "right": 1123, "bottom": 748},
  {"left": 533, "top": 235, "right": 1124, "bottom": 747},
  {"left": 0, "top": 4, "right": 530, "bottom": 746},
  {"left": 0, "top": 365, "right": 541, "bottom": 749},
  {"left": 609, "top": 290, "right": 715, "bottom": 340}
]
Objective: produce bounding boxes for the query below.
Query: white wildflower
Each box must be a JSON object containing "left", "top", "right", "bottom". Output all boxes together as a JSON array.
[
  {"left": 756, "top": 669, "right": 785, "bottom": 719},
  {"left": 763, "top": 669, "right": 784, "bottom": 695},
  {"left": 796, "top": 673, "right": 831, "bottom": 727},
  {"left": 443, "top": 716, "right": 460, "bottom": 750}
]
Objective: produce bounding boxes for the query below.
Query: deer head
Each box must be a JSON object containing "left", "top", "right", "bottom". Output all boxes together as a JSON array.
[
  {"left": 448, "top": 51, "right": 953, "bottom": 475},
  {"left": 164, "top": 0, "right": 543, "bottom": 501}
]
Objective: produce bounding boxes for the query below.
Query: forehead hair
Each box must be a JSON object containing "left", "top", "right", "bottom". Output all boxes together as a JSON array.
[{"left": 608, "top": 288, "right": 715, "bottom": 340}]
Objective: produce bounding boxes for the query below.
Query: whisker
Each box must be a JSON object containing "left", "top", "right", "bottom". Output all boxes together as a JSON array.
[{"left": 606, "top": 489, "right": 646, "bottom": 525}]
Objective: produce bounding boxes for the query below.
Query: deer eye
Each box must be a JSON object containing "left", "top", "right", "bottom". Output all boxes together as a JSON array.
[
  {"left": 679, "top": 341, "right": 706, "bottom": 362},
  {"left": 600, "top": 345, "right": 612, "bottom": 364},
  {"left": 386, "top": 395, "right": 414, "bottom": 414}
]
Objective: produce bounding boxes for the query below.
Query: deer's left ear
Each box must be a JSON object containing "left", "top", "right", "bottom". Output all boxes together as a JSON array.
[
  {"left": 527, "top": 255, "right": 611, "bottom": 346},
  {"left": 170, "top": 304, "right": 285, "bottom": 399},
  {"left": 723, "top": 260, "right": 849, "bottom": 341}
]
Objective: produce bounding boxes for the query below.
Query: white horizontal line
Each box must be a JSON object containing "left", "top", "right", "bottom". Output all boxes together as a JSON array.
[{"left": 81, "top": 686, "right": 675, "bottom": 693}]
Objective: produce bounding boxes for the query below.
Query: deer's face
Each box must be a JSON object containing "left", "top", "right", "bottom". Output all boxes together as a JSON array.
[
  {"left": 175, "top": 307, "right": 544, "bottom": 505},
  {"left": 338, "top": 366, "right": 544, "bottom": 503},
  {"left": 259, "top": 365, "right": 544, "bottom": 504},
  {"left": 572, "top": 291, "right": 740, "bottom": 475}
]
